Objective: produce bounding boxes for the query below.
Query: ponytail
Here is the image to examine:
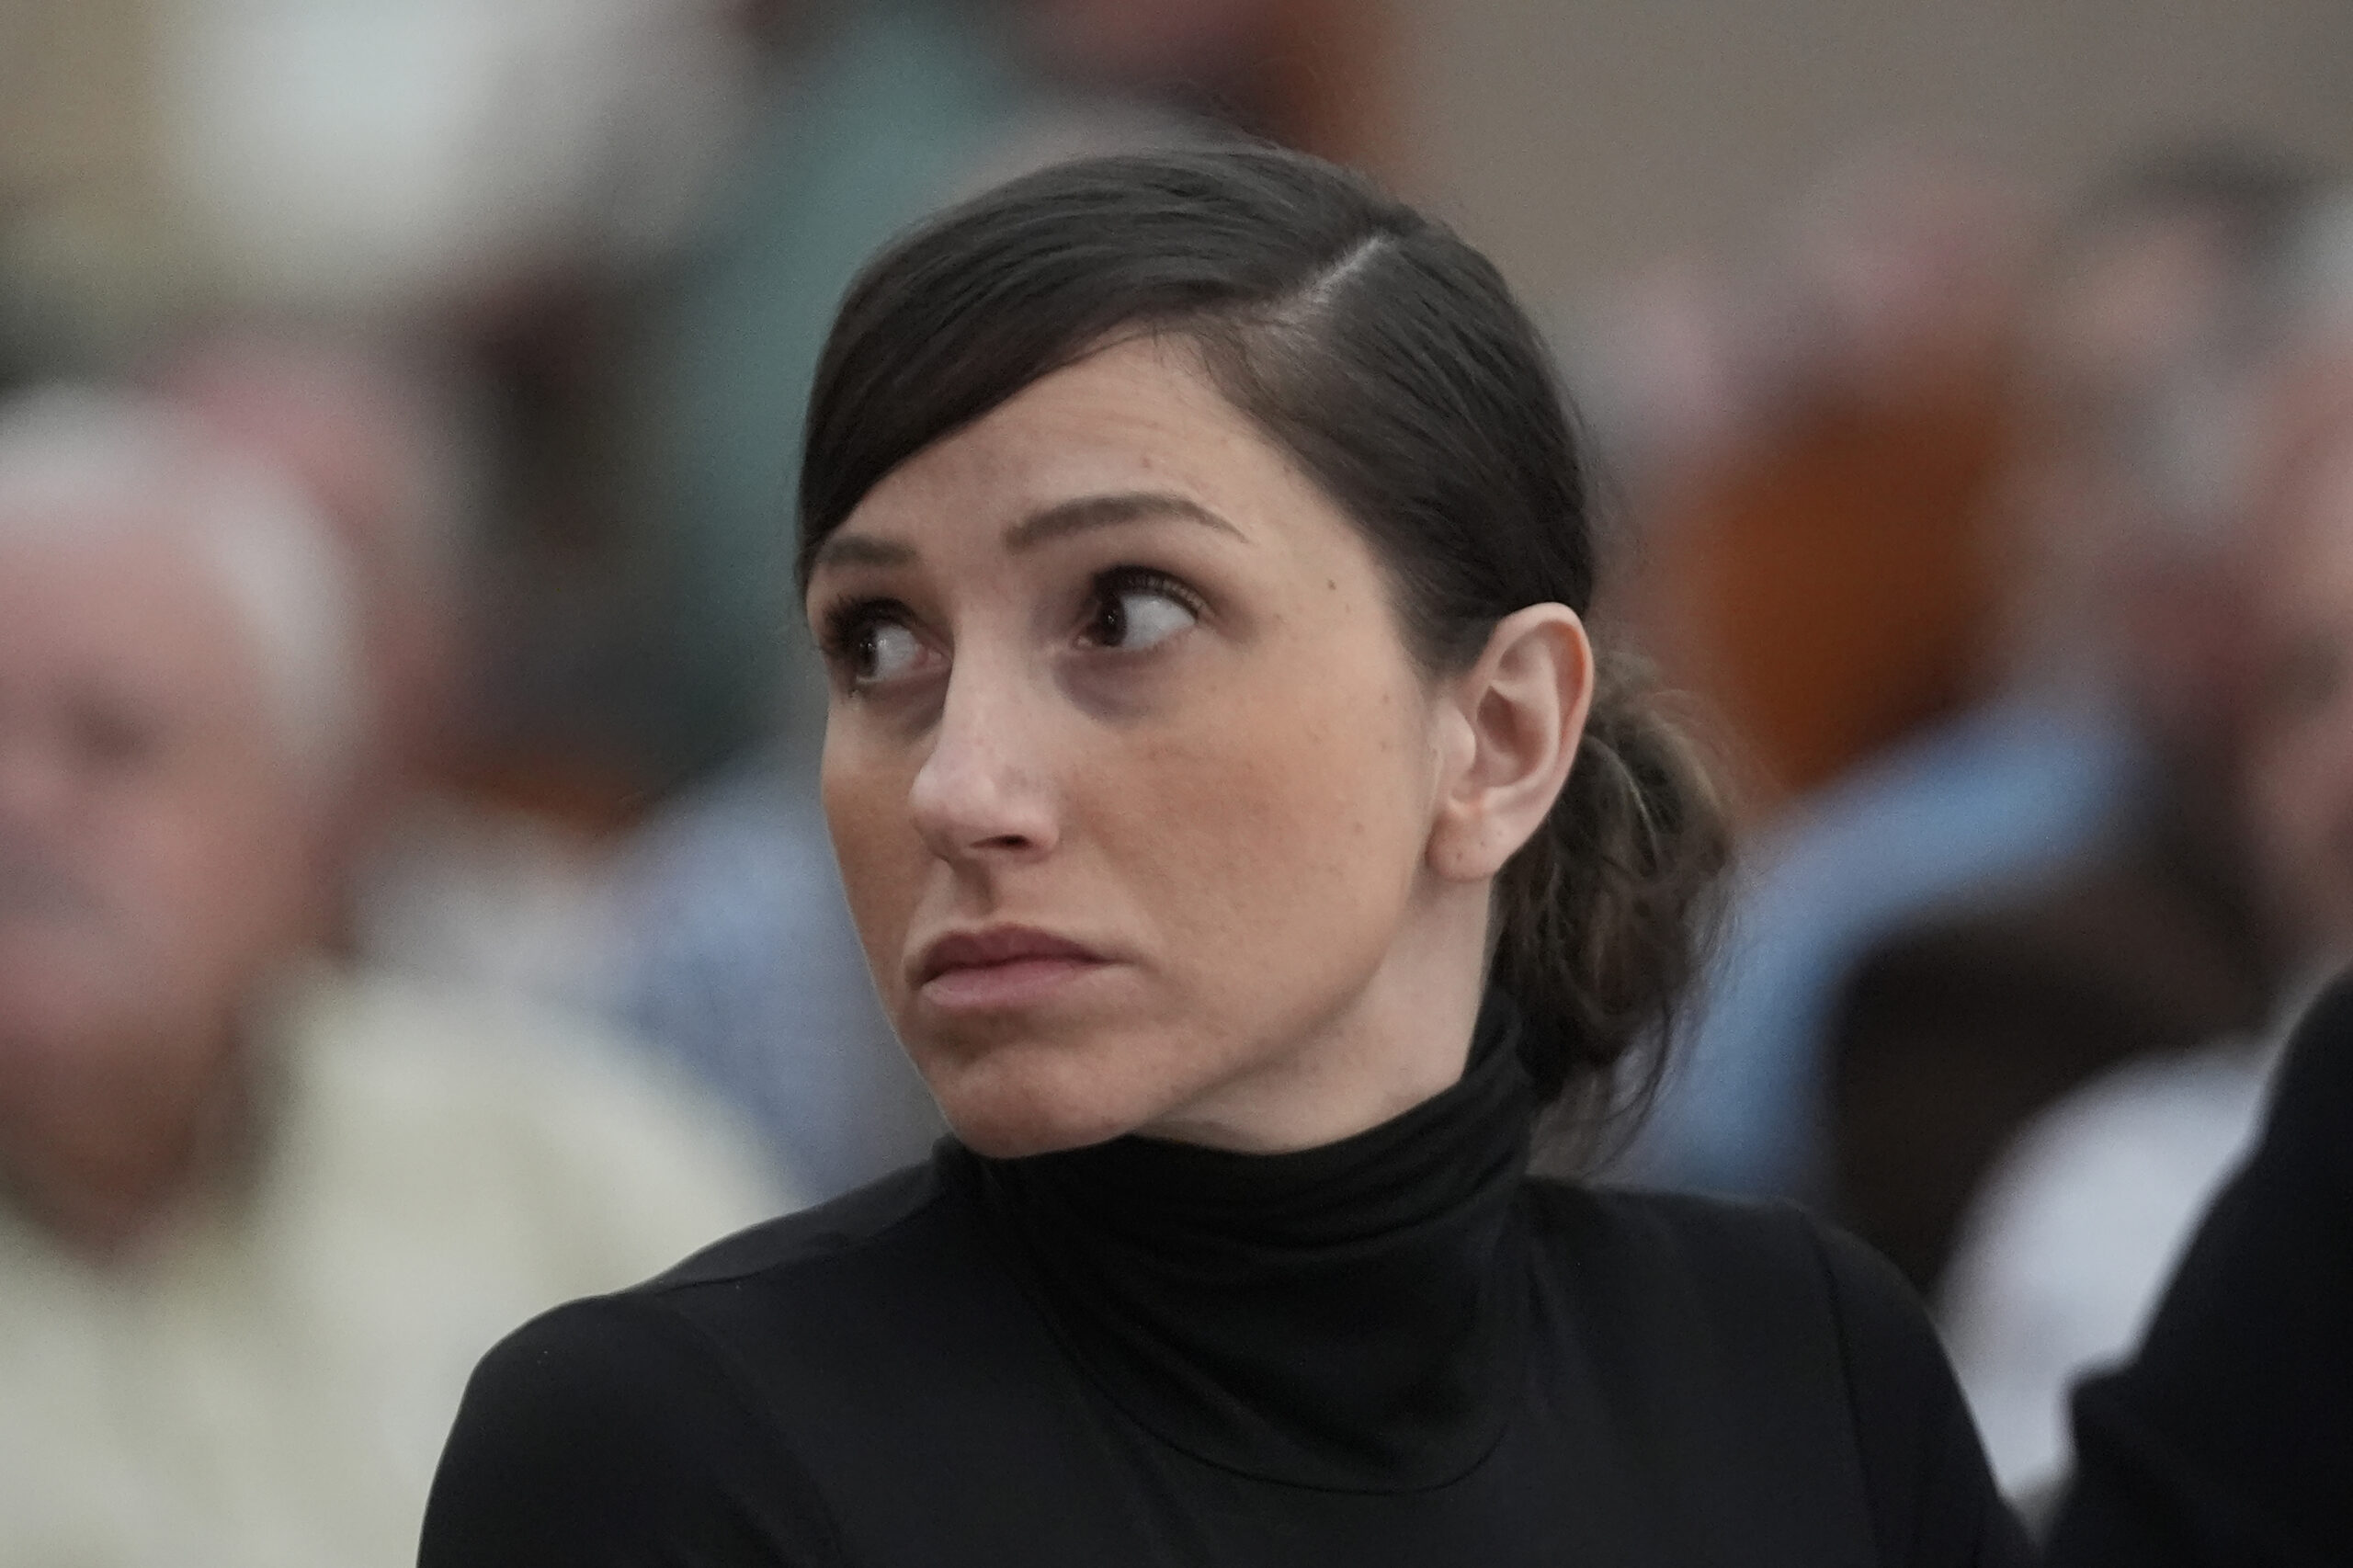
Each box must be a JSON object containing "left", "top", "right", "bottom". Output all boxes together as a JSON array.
[{"left": 1492, "top": 653, "right": 1730, "bottom": 1130}]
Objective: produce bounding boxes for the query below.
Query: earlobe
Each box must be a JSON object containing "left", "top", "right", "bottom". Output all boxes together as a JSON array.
[{"left": 1427, "top": 605, "right": 1593, "bottom": 883}]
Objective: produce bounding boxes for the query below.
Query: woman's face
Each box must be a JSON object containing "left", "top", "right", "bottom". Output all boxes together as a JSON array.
[{"left": 806, "top": 336, "right": 1489, "bottom": 1157}]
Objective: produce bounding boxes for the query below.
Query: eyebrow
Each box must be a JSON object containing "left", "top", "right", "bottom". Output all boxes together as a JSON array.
[
  {"left": 809, "top": 490, "right": 1243, "bottom": 574},
  {"left": 1001, "top": 491, "right": 1245, "bottom": 551},
  {"left": 808, "top": 532, "right": 916, "bottom": 572}
]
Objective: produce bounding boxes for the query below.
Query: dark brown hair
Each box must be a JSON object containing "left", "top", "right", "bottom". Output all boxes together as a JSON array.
[{"left": 799, "top": 145, "right": 1727, "bottom": 1120}]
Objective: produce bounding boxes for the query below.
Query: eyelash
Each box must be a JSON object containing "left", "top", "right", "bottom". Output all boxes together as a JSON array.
[
  {"left": 1084, "top": 565, "right": 1207, "bottom": 643},
  {"left": 815, "top": 566, "right": 1206, "bottom": 683},
  {"left": 817, "top": 596, "right": 908, "bottom": 673}
]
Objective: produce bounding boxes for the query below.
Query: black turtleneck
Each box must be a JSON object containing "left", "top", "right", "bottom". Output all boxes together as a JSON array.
[{"left": 421, "top": 996, "right": 2028, "bottom": 1566}]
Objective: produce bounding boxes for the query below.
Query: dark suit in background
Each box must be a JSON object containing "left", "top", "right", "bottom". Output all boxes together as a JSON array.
[{"left": 2045, "top": 972, "right": 2353, "bottom": 1565}]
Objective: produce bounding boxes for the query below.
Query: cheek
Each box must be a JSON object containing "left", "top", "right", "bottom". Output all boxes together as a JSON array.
[
  {"left": 821, "top": 733, "right": 925, "bottom": 992},
  {"left": 0, "top": 788, "right": 292, "bottom": 1041},
  {"left": 121, "top": 777, "right": 311, "bottom": 977},
  {"left": 0, "top": 915, "right": 137, "bottom": 1039},
  {"left": 1103, "top": 663, "right": 1432, "bottom": 1012}
]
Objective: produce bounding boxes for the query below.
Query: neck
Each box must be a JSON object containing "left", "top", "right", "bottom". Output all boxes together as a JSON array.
[{"left": 963, "top": 987, "right": 1538, "bottom": 1491}]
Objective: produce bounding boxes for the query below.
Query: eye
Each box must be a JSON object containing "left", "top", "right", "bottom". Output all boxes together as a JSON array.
[
  {"left": 1084, "top": 570, "right": 1200, "bottom": 653},
  {"left": 863, "top": 621, "right": 926, "bottom": 681},
  {"left": 819, "top": 599, "right": 939, "bottom": 690}
]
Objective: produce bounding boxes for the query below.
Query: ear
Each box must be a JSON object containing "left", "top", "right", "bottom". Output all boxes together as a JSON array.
[{"left": 1427, "top": 604, "right": 1594, "bottom": 883}]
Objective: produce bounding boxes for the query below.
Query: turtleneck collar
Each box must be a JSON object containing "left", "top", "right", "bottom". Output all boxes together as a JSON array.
[{"left": 953, "top": 990, "right": 1537, "bottom": 1493}]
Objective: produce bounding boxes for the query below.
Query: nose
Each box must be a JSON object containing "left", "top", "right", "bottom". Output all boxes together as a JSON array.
[{"left": 907, "top": 661, "right": 1060, "bottom": 866}]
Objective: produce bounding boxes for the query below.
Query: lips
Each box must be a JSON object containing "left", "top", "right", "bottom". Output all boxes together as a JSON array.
[{"left": 913, "top": 925, "right": 1111, "bottom": 1011}]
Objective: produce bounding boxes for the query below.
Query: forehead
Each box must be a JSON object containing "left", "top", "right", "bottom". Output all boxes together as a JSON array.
[
  {"left": 841, "top": 335, "right": 1307, "bottom": 534},
  {"left": 0, "top": 525, "right": 264, "bottom": 709}
]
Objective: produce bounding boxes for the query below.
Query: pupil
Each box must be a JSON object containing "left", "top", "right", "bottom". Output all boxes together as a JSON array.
[{"left": 1098, "top": 595, "right": 1128, "bottom": 646}]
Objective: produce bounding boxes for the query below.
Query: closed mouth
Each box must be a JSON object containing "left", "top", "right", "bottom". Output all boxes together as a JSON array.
[{"left": 915, "top": 925, "right": 1108, "bottom": 987}]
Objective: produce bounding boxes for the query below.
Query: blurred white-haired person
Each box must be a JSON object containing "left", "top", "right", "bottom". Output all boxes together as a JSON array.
[{"left": 0, "top": 387, "right": 785, "bottom": 1567}]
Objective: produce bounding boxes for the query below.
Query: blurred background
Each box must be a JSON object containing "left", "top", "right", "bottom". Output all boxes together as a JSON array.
[{"left": 3, "top": 0, "right": 2352, "bottom": 1559}]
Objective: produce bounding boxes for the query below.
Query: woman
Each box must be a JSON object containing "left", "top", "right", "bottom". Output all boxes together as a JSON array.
[{"left": 421, "top": 147, "right": 2029, "bottom": 1566}]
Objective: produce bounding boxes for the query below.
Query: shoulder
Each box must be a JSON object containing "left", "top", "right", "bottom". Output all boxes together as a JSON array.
[
  {"left": 449, "top": 1151, "right": 985, "bottom": 1413},
  {"left": 1523, "top": 1179, "right": 1869, "bottom": 1306},
  {"left": 1524, "top": 1183, "right": 2030, "bottom": 1567},
  {"left": 421, "top": 1290, "right": 842, "bottom": 1566},
  {"left": 1522, "top": 1182, "right": 1954, "bottom": 1377},
  {"left": 1521, "top": 1182, "right": 1940, "bottom": 1384},
  {"left": 422, "top": 1158, "right": 980, "bottom": 1565},
  {"left": 622, "top": 1155, "right": 1050, "bottom": 1398}
]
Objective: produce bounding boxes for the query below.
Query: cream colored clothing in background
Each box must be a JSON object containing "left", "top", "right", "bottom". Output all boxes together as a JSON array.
[{"left": 0, "top": 962, "right": 789, "bottom": 1568}]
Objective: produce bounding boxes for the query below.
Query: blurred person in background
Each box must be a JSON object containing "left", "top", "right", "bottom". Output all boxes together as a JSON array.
[
  {"left": 148, "top": 336, "right": 474, "bottom": 791},
  {"left": 0, "top": 388, "right": 782, "bottom": 1567},
  {"left": 1822, "top": 151, "right": 2321, "bottom": 1295},
  {"left": 150, "top": 331, "right": 637, "bottom": 1009},
  {"left": 1594, "top": 148, "right": 2034, "bottom": 1193},
  {"left": 1618, "top": 150, "right": 2310, "bottom": 1235},
  {"left": 1938, "top": 199, "right": 2353, "bottom": 1506}
]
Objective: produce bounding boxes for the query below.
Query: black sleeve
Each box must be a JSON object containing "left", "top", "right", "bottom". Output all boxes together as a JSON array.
[
  {"left": 417, "top": 1292, "right": 843, "bottom": 1568},
  {"left": 1810, "top": 1223, "right": 2034, "bottom": 1568},
  {"left": 2047, "top": 975, "right": 2353, "bottom": 1568}
]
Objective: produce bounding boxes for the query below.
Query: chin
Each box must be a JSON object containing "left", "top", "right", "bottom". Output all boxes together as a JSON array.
[
  {"left": 915, "top": 1034, "right": 1174, "bottom": 1159},
  {"left": 933, "top": 1079, "right": 1146, "bottom": 1160}
]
